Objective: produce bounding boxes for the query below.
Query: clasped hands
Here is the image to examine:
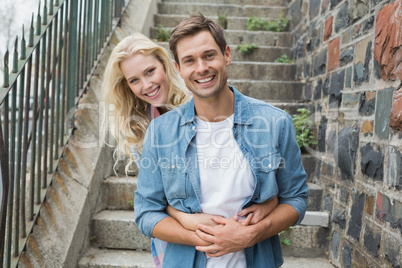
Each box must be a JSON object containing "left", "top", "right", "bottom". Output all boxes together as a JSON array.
[{"left": 166, "top": 196, "right": 278, "bottom": 257}]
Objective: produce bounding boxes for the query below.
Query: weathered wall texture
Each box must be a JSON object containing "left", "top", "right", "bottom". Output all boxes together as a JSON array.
[{"left": 291, "top": 0, "right": 402, "bottom": 266}]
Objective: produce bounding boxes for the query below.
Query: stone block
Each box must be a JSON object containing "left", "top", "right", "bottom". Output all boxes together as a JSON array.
[
  {"left": 309, "top": 0, "right": 321, "bottom": 19},
  {"left": 302, "top": 155, "right": 317, "bottom": 183},
  {"left": 340, "top": 187, "right": 349, "bottom": 203},
  {"left": 313, "top": 48, "right": 327, "bottom": 76},
  {"left": 333, "top": 127, "right": 359, "bottom": 181},
  {"left": 363, "top": 223, "right": 381, "bottom": 257},
  {"left": 305, "top": 83, "right": 312, "bottom": 100},
  {"left": 376, "top": 193, "right": 402, "bottom": 233},
  {"left": 322, "top": 162, "right": 334, "bottom": 176},
  {"left": 332, "top": 209, "right": 346, "bottom": 229},
  {"left": 329, "top": 69, "right": 345, "bottom": 108},
  {"left": 359, "top": 92, "right": 376, "bottom": 116},
  {"left": 387, "top": 148, "right": 402, "bottom": 188},
  {"left": 383, "top": 233, "right": 402, "bottom": 267},
  {"left": 342, "top": 242, "right": 352, "bottom": 268},
  {"left": 324, "top": 16, "right": 333, "bottom": 41},
  {"left": 342, "top": 93, "right": 360, "bottom": 107},
  {"left": 347, "top": 0, "right": 369, "bottom": 23},
  {"left": 330, "top": 0, "right": 342, "bottom": 9},
  {"left": 374, "top": 0, "right": 402, "bottom": 81},
  {"left": 364, "top": 195, "right": 374, "bottom": 215},
  {"left": 354, "top": 38, "right": 372, "bottom": 84},
  {"left": 335, "top": 3, "right": 349, "bottom": 33},
  {"left": 340, "top": 47, "right": 354, "bottom": 66},
  {"left": 352, "top": 249, "right": 369, "bottom": 268},
  {"left": 318, "top": 117, "right": 328, "bottom": 152},
  {"left": 326, "top": 130, "right": 336, "bottom": 154},
  {"left": 347, "top": 190, "right": 365, "bottom": 241},
  {"left": 306, "top": 183, "right": 323, "bottom": 211},
  {"left": 331, "top": 232, "right": 340, "bottom": 258},
  {"left": 375, "top": 87, "right": 394, "bottom": 139},
  {"left": 301, "top": 211, "right": 329, "bottom": 227},
  {"left": 323, "top": 76, "right": 330, "bottom": 96},
  {"left": 328, "top": 38, "right": 340, "bottom": 71},
  {"left": 360, "top": 143, "right": 384, "bottom": 181},
  {"left": 390, "top": 88, "right": 402, "bottom": 131},
  {"left": 345, "top": 67, "right": 352, "bottom": 88},
  {"left": 361, "top": 121, "right": 373, "bottom": 136},
  {"left": 314, "top": 80, "right": 322, "bottom": 100},
  {"left": 324, "top": 193, "right": 333, "bottom": 212}
]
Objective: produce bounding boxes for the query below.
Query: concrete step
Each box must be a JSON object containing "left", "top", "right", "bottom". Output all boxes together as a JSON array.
[
  {"left": 155, "top": 14, "right": 286, "bottom": 31},
  {"left": 91, "top": 210, "right": 151, "bottom": 251},
  {"left": 280, "top": 225, "right": 331, "bottom": 258},
  {"left": 78, "top": 248, "right": 154, "bottom": 268},
  {"left": 227, "top": 62, "right": 296, "bottom": 80},
  {"left": 158, "top": 2, "right": 288, "bottom": 18},
  {"left": 150, "top": 28, "right": 294, "bottom": 47},
  {"left": 156, "top": 42, "right": 293, "bottom": 62},
  {"left": 104, "top": 176, "right": 137, "bottom": 210},
  {"left": 161, "top": 0, "right": 289, "bottom": 7},
  {"left": 79, "top": 248, "right": 334, "bottom": 268},
  {"left": 268, "top": 101, "right": 308, "bottom": 114},
  {"left": 229, "top": 80, "right": 303, "bottom": 101}
]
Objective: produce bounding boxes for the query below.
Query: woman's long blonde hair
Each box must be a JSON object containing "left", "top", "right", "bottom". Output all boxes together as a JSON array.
[{"left": 102, "top": 33, "right": 190, "bottom": 162}]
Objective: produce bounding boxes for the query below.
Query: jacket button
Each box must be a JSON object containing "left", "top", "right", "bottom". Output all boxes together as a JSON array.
[
  {"left": 172, "top": 164, "right": 175, "bottom": 168},
  {"left": 268, "top": 164, "right": 272, "bottom": 168},
  {"left": 192, "top": 126, "right": 196, "bottom": 130}
]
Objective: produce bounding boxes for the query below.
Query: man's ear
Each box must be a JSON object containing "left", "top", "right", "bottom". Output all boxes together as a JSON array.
[
  {"left": 224, "top": 45, "right": 231, "bottom": 66},
  {"left": 175, "top": 61, "right": 181, "bottom": 72}
]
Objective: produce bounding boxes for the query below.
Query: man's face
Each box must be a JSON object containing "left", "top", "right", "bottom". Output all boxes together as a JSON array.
[{"left": 175, "top": 30, "right": 231, "bottom": 100}]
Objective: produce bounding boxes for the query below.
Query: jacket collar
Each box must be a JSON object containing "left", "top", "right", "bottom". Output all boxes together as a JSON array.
[{"left": 180, "top": 86, "right": 252, "bottom": 126}]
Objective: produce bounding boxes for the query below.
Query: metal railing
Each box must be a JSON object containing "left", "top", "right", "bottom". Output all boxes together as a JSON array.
[{"left": 0, "top": 0, "right": 127, "bottom": 267}]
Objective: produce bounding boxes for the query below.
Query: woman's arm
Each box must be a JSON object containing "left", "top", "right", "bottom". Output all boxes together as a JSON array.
[{"left": 166, "top": 196, "right": 279, "bottom": 231}]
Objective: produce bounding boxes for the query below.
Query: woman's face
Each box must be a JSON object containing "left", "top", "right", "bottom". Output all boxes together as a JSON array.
[{"left": 120, "top": 53, "right": 169, "bottom": 107}]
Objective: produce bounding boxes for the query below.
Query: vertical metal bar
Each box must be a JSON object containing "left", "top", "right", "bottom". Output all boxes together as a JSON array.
[
  {"left": 76, "top": 0, "right": 83, "bottom": 93},
  {"left": 86, "top": 0, "right": 93, "bottom": 74},
  {"left": 99, "top": 1, "right": 105, "bottom": 52},
  {"left": 55, "top": 5, "right": 64, "bottom": 156},
  {"left": 82, "top": 0, "right": 89, "bottom": 88},
  {"left": 4, "top": 93, "right": 11, "bottom": 268},
  {"left": 93, "top": 0, "right": 99, "bottom": 63},
  {"left": 43, "top": 21, "right": 52, "bottom": 187},
  {"left": 67, "top": 0, "right": 78, "bottom": 126},
  {"left": 49, "top": 14, "right": 58, "bottom": 172},
  {"left": 0, "top": 110, "right": 10, "bottom": 268},
  {"left": 1, "top": 49, "right": 10, "bottom": 268},
  {"left": 60, "top": 2, "right": 68, "bottom": 147},
  {"left": 11, "top": 38, "right": 18, "bottom": 258}
]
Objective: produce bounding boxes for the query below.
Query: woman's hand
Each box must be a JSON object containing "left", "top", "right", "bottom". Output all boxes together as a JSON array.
[
  {"left": 237, "top": 196, "right": 279, "bottom": 225},
  {"left": 166, "top": 205, "right": 223, "bottom": 231}
]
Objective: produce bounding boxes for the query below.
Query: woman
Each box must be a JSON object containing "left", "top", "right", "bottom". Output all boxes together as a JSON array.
[{"left": 102, "top": 33, "right": 278, "bottom": 267}]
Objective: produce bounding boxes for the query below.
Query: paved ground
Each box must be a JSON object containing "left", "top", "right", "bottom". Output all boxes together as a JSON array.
[{"left": 282, "top": 256, "right": 335, "bottom": 268}]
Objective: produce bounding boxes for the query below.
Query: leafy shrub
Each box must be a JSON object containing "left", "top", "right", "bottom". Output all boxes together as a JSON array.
[
  {"left": 247, "top": 14, "right": 288, "bottom": 32},
  {"left": 156, "top": 24, "right": 171, "bottom": 42},
  {"left": 218, "top": 14, "right": 228, "bottom": 29},
  {"left": 237, "top": 43, "right": 258, "bottom": 55},
  {"left": 291, "top": 108, "right": 316, "bottom": 149},
  {"left": 274, "top": 54, "right": 294, "bottom": 63}
]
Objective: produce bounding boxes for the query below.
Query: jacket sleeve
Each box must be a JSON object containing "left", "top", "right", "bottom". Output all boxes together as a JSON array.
[
  {"left": 134, "top": 120, "right": 169, "bottom": 237},
  {"left": 276, "top": 113, "right": 309, "bottom": 225}
]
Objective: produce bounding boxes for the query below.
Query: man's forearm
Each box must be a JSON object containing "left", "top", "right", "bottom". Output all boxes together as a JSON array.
[
  {"left": 248, "top": 203, "right": 299, "bottom": 244},
  {"left": 152, "top": 216, "right": 211, "bottom": 246}
]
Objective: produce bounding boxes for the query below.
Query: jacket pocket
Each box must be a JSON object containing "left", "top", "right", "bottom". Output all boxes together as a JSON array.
[
  {"left": 254, "top": 151, "right": 282, "bottom": 173},
  {"left": 162, "top": 164, "right": 188, "bottom": 200}
]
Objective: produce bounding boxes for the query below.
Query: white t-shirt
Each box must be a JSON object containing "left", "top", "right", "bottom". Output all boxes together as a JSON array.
[{"left": 195, "top": 114, "right": 255, "bottom": 268}]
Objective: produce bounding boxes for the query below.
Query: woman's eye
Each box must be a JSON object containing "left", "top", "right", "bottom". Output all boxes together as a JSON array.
[
  {"left": 147, "top": 68, "right": 155, "bottom": 75},
  {"left": 129, "top": 78, "right": 138, "bottom": 84}
]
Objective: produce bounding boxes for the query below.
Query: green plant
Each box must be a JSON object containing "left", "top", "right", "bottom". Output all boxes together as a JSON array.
[
  {"left": 247, "top": 14, "right": 288, "bottom": 32},
  {"left": 291, "top": 108, "right": 316, "bottom": 149},
  {"left": 156, "top": 24, "right": 171, "bottom": 42},
  {"left": 218, "top": 14, "right": 228, "bottom": 29},
  {"left": 274, "top": 54, "right": 294, "bottom": 63},
  {"left": 278, "top": 227, "right": 292, "bottom": 246},
  {"left": 237, "top": 43, "right": 258, "bottom": 55},
  {"left": 127, "top": 200, "right": 134, "bottom": 206}
]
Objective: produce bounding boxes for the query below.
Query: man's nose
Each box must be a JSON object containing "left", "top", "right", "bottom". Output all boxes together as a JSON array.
[{"left": 195, "top": 59, "right": 208, "bottom": 74}]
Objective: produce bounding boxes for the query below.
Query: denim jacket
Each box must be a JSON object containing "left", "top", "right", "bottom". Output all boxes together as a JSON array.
[{"left": 135, "top": 86, "right": 308, "bottom": 268}]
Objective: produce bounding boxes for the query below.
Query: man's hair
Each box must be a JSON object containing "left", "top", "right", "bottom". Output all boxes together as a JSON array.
[{"left": 169, "top": 13, "right": 227, "bottom": 65}]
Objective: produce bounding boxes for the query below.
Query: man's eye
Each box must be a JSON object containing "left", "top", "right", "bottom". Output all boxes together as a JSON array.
[
  {"left": 184, "top": 59, "right": 193, "bottom": 64},
  {"left": 206, "top": 53, "right": 214, "bottom": 58}
]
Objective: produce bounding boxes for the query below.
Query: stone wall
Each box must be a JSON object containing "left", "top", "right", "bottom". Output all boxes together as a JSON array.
[{"left": 290, "top": 0, "right": 402, "bottom": 266}]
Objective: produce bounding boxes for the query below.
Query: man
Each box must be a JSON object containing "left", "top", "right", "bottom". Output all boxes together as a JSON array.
[{"left": 135, "top": 14, "right": 308, "bottom": 267}]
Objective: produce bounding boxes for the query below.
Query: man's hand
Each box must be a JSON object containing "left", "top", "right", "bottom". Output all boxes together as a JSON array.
[
  {"left": 238, "top": 196, "right": 278, "bottom": 225},
  {"left": 195, "top": 214, "right": 257, "bottom": 257},
  {"left": 166, "top": 205, "right": 222, "bottom": 231}
]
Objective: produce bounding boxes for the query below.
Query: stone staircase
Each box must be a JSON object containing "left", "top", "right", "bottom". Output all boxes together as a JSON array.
[{"left": 78, "top": 0, "right": 331, "bottom": 267}]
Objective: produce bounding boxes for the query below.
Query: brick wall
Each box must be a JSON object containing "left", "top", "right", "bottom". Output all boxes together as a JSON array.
[{"left": 291, "top": 0, "right": 402, "bottom": 266}]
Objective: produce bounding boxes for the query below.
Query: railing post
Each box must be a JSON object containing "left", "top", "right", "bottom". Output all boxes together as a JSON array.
[{"left": 67, "top": 0, "right": 78, "bottom": 125}]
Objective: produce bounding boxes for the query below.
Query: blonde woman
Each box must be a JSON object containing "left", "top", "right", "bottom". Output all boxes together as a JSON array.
[{"left": 102, "top": 33, "right": 278, "bottom": 267}]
